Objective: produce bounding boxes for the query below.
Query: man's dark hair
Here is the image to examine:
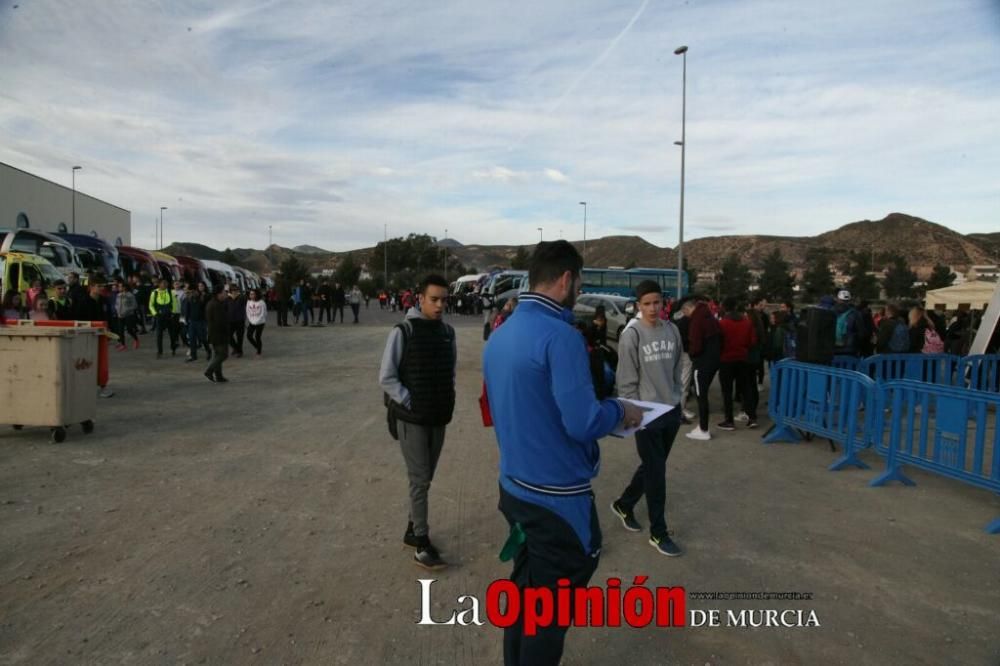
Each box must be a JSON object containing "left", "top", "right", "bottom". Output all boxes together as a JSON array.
[
  {"left": 750, "top": 295, "right": 765, "bottom": 307},
  {"left": 635, "top": 279, "right": 662, "bottom": 301},
  {"left": 722, "top": 296, "right": 740, "bottom": 313},
  {"left": 528, "top": 241, "right": 583, "bottom": 289},
  {"left": 419, "top": 274, "right": 449, "bottom": 293},
  {"left": 783, "top": 300, "right": 795, "bottom": 312}
]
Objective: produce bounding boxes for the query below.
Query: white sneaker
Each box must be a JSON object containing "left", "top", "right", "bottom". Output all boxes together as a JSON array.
[
  {"left": 735, "top": 412, "right": 750, "bottom": 422},
  {"left": 682, "top": 408, "right": 695, "bottom": 420},
  {"left": 686, "top": 427, "right": 711, "bottom": 441}
]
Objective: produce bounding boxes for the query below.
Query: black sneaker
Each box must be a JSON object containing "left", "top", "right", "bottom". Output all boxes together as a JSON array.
[
  {"left": 414, "top": 542, "right": 446, "bottom": 570},
  {"left": 216, "top": 375, "right": 229, "bottom": 383},
  {"left": 204, "top": 371, "right": 216, "bottom": 383},
  {"left": 649, "top": 534, "right": 682, "bottom": 557},
  {"left": 717, "top": 421, "right": 736, "bottom": 431},
  {"left": 747, "top": 419, "right": 759, "bottom": 429},
  {"left": 610, "top": 500, "right": 642, "bottom": 532},
  {"left": 403, "top": 522, "right": 420, "bottom": 548}
]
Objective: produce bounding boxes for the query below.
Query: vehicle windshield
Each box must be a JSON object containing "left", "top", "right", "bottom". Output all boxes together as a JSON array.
[{"left": 39, "top": 261, "right": 64, "bottom": 283}]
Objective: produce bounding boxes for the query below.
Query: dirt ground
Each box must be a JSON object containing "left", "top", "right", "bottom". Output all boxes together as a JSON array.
[{"left": 1, "top": 307, "right": 998, "bottom": 665}]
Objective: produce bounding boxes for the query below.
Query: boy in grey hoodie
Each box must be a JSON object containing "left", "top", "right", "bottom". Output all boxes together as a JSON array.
[{"left": 610, "top": 280, "right": 685, "bottom": 557}]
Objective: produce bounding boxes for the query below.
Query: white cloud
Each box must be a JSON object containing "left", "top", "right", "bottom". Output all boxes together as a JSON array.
[
  {"left": 0, "top": 0, "right": 997, "bottom": 252},
  {"left": 544, "top": 168, "right": 569, "bottom": 184}
]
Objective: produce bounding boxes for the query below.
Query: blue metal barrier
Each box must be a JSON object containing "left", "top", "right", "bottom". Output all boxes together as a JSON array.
[
  {"left": 858, "top": 353, "right": 960, "bottom": 386},
  {"left": 831, "top": 355, "right": 861, "bottom": 371},
  {"left": 764, "top": 361, "right": 877, "bottom": 470},
  {"left": 870, "top": 380, "right": 1000, "bottom": 534},
  {"left": 957, "top": 354, "right": 1000, "bottom": 393}
]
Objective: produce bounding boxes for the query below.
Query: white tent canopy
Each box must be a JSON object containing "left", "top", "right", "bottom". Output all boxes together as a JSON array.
[{"left": 924, "top": 281, "right": 998, "bottom": 310}]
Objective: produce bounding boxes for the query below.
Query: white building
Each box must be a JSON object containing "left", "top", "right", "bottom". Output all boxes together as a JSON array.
[{"left": 0, "top": 162, "right": 131, "bottom": 246}]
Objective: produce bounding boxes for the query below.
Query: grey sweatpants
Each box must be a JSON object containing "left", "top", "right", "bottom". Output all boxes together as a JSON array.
[{"left": 399, "top": 421, "right": 446, "bottom": 538}]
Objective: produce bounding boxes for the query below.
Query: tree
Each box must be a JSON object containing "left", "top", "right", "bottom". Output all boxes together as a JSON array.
[
  {"left": 510, "top": 246, "right": 529, "bottom": 270},
  {"left": 683, "top": 257, "right": 699, "bottom": 295},
  {"left": 221, "top": 248, "right": 239, "bottom": 266},
  {"left": 369, "top": 233, "right": 468, "bottom": 290},
  {"left": 802, "top": 248, "right": 835, "bottom": 301},
  {"left": 278, "top": 255, "right": 309, "bottom": 284},
  {"left": 846, "top": 251, "right": 880, "bottom": 302},
  {"left": 335, "top": 252, "right": 362, "bottom": 287},
  {"left": 717, "top": 253, "right": 752, "bottom": 300},
  {"left": 757, "top": 248, "right": 796, "bottom": 301},
  {"left": 883, "top": 254, "right": 917, "bottom": 299},
  {"left": 926, "top": 263, "right": 957, "bottom": 290}
]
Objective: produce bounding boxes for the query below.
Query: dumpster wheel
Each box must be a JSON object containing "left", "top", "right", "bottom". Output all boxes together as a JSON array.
[
  {"left": 82, "top": 420, "right": 95, "bottom": 434},
  {"left": 51, "top": 427, "right": 67, "bottom": 444},
  {"left": 12, "top": 425, "right": 23, "bottom": 430}
]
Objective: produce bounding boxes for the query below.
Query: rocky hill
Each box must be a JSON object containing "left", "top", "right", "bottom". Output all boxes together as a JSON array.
[
  {"left": 164, "top": 213, "right": 995, "bottom": 277},
  {"left": 682, "top": 213, "right": 992, "bottom": 274}
]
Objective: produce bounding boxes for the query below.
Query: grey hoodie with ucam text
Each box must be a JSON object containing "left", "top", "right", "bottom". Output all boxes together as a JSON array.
[{"left": 617, "top": 318, "right": 683, "bottom": 406}]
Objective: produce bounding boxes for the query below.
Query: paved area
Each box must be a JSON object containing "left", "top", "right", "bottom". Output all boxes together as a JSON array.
[{"left": 1, "top": 307, "right": 998, "bottom": 665}]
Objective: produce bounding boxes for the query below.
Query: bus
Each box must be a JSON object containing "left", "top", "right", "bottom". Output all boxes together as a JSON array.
[{"left": 581, "top": 267, "right": 688, "bottom": 300}]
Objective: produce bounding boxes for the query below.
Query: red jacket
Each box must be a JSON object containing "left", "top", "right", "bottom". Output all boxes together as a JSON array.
[
  {"left": 688, "top": 302, "right": 721, "bottom": 359},
  {"left": 719, "top": 315, "right": 757, "bottom": 362}
]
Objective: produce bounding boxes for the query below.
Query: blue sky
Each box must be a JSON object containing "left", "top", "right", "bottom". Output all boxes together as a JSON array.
[{"left": 1, "top": 0, "right": 998, "bottom": 252}]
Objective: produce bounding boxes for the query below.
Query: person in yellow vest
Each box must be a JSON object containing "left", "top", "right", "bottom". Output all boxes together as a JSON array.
[{"left": 149, "top": 278, "right": 179, "bottom": 358}]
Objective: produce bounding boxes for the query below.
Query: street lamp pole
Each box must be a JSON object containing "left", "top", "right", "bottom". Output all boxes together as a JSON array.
[
  {"left": 579, "top": 201, "right": 587, "bottom": 262},
  {"left": 384, "top": 224, "right": 389, "bottom": 289},
  {"left": 71, "top": 166, "right": 82, "bottom": 233},
  {"left": 159, "top": 206, "right": 167, "bottom": 250},
  {"left": 444, "top": 228, "right": 448, "bottom": 283},
  {"left": 674, "top": 45, "right": 688, "bottom": 299},
  {"left": 537, "top": 227, "right": 543, "bottom": 243},
  {"left": 269, "top": 225, "right": 273, "bottom": 247}
]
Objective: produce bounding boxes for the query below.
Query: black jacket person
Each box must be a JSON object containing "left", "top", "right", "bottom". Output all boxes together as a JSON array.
[{"left": 378, "top": 274, "right": 456, "bottom": 570}]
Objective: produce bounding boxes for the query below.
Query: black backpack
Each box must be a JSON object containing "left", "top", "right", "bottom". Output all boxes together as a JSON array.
[{"left": 796, "top": 307, "right": 836, "bottom": 365}]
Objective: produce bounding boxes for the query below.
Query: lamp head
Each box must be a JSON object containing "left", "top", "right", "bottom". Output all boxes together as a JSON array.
[{"left": 674, "top": 45, "right": 688, "bottom": 55}]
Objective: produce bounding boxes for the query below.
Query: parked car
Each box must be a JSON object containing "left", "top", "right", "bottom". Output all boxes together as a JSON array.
[
  {"left": 175, "top": 255, "right": 213, "bottom": 288},
  {"left": 118, "top": 246, "right": 160, "bottom": 281},
  {"left": 0, "top": 228, "right": 85, "bottom": 279},
  {"left": 572, "top": 293, "right": 637, "bottom": 342},
  {"left": 0, "top": 251, "right": 65, "bottom": 300},
  {"left": 55, "top": 232, "right": 120, "bottom": 279},
  {"left": 200, "top": 259, "right": 238, "bottom": 291},
  {"left": 152, "top": 251, "right": 183, "bottom": 283}
]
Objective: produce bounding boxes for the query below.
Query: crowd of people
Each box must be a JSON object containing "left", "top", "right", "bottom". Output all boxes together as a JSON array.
[{"left": 1, "top": 270, "right": 373, "bottom": 384}]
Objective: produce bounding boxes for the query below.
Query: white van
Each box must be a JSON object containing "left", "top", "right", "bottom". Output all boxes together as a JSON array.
[{"left": 201, "top": 259, "right": 238, "bottom": 291}]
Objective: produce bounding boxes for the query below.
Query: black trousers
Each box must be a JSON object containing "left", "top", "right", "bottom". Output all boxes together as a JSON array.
[
  {"left": 230, "top": 322, "right": 245, "bottom": 355},
  {"left": 334, "top": 304, "right": 345, "bottom": 322},
  {"left": 692, "top": 361, "right": 719, "bottom": 431},
  {"left": 499, "top": 487, "right": 600, "bottom": 666},
  {"left": 350, "top": 303, "right": 360, "bottom": 322},
  {"left": 617, "top": 409, "right": 681, "bottom": 538},
  {"left": 320, "top": 303, "right": 332, "bottom": 323},
  {"left": 720, "top": 360, "right": 757, "bottom": 421},
  {"left": 246, "top": 323, "right": 264, "bottom": 354},
  {"left": 154, "top": 313, "right": 177, "bottom": 354},
  {"left": 206, "top": 343, "right": 228, "bottom": 379},
  {"left": 276, "top": 303, "right": 288, "bottom": 326}
]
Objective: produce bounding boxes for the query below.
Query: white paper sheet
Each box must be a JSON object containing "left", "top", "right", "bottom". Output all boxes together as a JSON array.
[{"left": 609, "top": 400, "right": 674, "bottom": 438}]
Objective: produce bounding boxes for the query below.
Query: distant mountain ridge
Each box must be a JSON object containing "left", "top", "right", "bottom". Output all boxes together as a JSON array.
[{"left": 163, "top": 213, "right": 996, "bottom": 277}]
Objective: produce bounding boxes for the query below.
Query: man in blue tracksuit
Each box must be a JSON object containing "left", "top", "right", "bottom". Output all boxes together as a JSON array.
[{"left": 483, "top": 241, "right": 644, "bottom": 666}]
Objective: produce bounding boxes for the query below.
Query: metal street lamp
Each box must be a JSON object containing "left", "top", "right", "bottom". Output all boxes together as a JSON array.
[
  {"left": 159, "top": 206, "right": 167, "bottom": 250},
  {"left": 384, "top": 224, "right": 388, "bottom": 289},
  {"left": 674, "top": 45, "right": 688, "bottom": 299},
  {"left": 537, "top": 227, "right": 543, "bottom": 242},
  {"left": 579, "top": 201, "right": 587, "bottom": 261},
  {"left": 71, "top": 166, "right": 82, "bottom": 233},
  {"left": 444, "top": 228, "right": 448, "bottom": 283}
]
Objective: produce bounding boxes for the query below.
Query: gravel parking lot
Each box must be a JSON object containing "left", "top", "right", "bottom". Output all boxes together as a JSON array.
[{"left": 1, "top": 307, "right": 997, "bottom": 665}]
